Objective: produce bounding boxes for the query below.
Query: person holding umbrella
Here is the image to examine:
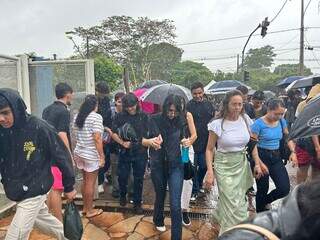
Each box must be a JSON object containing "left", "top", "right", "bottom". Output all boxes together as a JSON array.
[
  {"left": 293, "top": 84, "right": 320, "bottom": 184},
  {"left": 143, "top": 94, "right": 197, "bottom": 240}
]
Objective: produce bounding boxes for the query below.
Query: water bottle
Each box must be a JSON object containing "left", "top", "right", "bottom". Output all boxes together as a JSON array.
[{"left": 181, "top": 146, "right": 189, "bottom": 163}]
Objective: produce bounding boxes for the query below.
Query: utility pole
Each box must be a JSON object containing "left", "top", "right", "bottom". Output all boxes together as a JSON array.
[
  {"left": 299, "top": 0, "right": 305, "bottom": 75},
  {"left": 123, "top": 67, "right": 130, "bottom": 93},
  {"left": 236, "top": 54, "right": 240, "bottom": 74},
  {"left": 86, "top": 36, "right": 89, "bottom": 59}
]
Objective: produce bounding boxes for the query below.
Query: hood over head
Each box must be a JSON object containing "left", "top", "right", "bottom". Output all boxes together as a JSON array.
[{"left": 0, "top": 88, "right": 28, "bottom": 129}]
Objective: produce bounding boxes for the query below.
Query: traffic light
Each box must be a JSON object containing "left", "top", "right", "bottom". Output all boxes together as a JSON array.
[
  {"left": 244, "top": 71, "right": 250, "bottom": 81},
  {"left": 261, "top": 17, "right": 270, "bottom": 38}
]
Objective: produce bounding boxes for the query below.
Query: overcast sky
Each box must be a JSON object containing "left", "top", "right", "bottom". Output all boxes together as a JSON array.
[{"left": 1, "top": 0, "right": 320, "bottom": 73}]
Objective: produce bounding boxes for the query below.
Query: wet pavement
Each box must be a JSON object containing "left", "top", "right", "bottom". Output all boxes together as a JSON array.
[{"left": 0, "top": 165, "right": 297, "bottom": 240}]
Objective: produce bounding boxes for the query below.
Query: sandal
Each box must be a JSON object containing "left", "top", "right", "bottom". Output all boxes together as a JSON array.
[{"left": 86, "top": 209, "right": 103, "bottom": 218}]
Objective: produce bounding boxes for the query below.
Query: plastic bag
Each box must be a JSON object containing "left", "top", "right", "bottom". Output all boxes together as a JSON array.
[{"left": 63, "top": 201, "right": 83, "bottom": 240}]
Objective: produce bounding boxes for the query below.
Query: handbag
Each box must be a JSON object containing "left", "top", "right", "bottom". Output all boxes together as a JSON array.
[
  {"left": 184, "top": 160, "right": 195, "bottom": 180},
  {"left": 63, "top": 201, "right": 83, "bottom": 240},
  {"left": 242, "top": 115, "right": 258, "bottom": 161},
  {"left": 279, "top": 119, "right": 290, "bottom": 164}
]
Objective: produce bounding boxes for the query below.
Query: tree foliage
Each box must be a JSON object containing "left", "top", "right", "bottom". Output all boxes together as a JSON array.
[
  {"left": 73, "top": 16, "right": 176, "bottom": 86},
  {"left": 171, "top": 61, "right": 213, "bottom": 88},
  {"left": 244, "top": 45, "right": 276, "bottom": 69},
  {"left": 94, "top": 55, "right": 123, "bottom": 91},
  {"left": 273, "top": 64, "right": 312, "bottom": 77},
  {"left": 146, "top": 42, "right": 183, "bottom": 80}
]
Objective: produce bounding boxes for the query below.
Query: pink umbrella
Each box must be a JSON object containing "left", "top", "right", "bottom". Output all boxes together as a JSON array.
[{"left": 133, "top": 88, "right": 159, "bottom": 114}]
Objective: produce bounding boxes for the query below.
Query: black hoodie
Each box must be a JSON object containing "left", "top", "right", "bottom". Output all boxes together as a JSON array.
[{"left": 0, "top": 88, "right": 75, "bottom": 202}]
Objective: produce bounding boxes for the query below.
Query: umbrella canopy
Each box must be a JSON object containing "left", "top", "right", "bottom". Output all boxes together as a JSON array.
[
  {"left": 207, "top": 80, "right": 250, "bottom": 93},
  {"left": 286, "top": 75, "right": 320, "bottom": 90},
  {"left": 288, "top": 95, "right": 320, "bottom": 140},
  {"left": 276, "top": 76, "right": 304, "bottom": 88},
  {"left": 133, "top": 88, "right": 159, "bottom": 114},
  {"left": 140, "top": 83, "right": 192, "bottom": 105},
  {"left": 137, "top": 80, "right": 167, "bottom": 89}
]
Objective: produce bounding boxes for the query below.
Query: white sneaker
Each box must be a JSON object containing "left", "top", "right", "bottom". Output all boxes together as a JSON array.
[
  {"left": 156, "top": 225, "right": 166, "bottom": 232},
  {"left": 98, "top": 185, "right": 104, "bottom": 193},
  {"left": 199, "top": 188, "right": 205, "bottom": 193}
]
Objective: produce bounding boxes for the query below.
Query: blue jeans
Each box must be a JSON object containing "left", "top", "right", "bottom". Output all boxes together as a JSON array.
[
  {"left": 256, "top": 148, "right": 290, "bottom": 212},
  {"left": 151, "top": 164, "right": 184, "bottom": 240},
  {"left": 118, "top": 153, "right": 147, "bottom": 205},
  {"left": 192, "top": 152, "right": 207, "bottom": 194}
]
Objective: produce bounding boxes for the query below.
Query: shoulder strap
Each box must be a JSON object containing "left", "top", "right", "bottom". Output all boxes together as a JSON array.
[
  {"left": 241, "top": 114, "right": 251, "bottom": 135},
  {"left": 226, "top": 224, "right": 280, "bottom": 240},
  {"left": 279, "top": 118, "right": 286, "bottom": 135}
]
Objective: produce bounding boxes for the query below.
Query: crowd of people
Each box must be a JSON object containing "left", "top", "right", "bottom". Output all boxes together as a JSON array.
[{"left": 0, "top": 80, "right": 319, "bottom": 240}]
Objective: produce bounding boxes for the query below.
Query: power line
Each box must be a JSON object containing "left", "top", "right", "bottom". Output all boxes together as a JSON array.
[
  {"left": 304, "top": 0, "right": 312, "bottom": 15},
  {"left": 178, "top": 27, "right": 320, "bottom": 46},
  {"left": 305, "top": 34, "right": 320, "bottom": 66},
  {"left": 270, "top": 0, "right": 289, "bottom": 23}
]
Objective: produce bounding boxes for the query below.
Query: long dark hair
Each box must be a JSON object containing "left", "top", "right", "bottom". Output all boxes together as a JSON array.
[
  {"left": 162, "top": 94, "right": 187, "bottom": 133},
  {"left": 75, "top": 94, "right": 98, "bottom": 129},
  {"left": 217, "top": 90, "right": 244, "bottom": 130}
]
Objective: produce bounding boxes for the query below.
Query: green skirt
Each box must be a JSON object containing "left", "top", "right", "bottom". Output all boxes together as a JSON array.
[{"left": 213, "top": 150, "right": 254, "bottom": 234}]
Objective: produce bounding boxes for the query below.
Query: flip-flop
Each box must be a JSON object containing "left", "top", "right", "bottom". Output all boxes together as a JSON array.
[{"left": 86, "top": 209, "right": 103, "bottom": 218}]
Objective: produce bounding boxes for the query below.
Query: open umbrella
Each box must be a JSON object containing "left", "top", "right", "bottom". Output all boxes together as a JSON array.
[
  {"left": 207, "top": 80, "right": 250, "bottom": 93},
  {"left": 288, "top": 95, "right": 320, "bottom": 140},
  {"left": 276, "top": 76, "right": 303, "bottom": 88},
  {"left": 133, "top": 88, "right": 159, "bottom": 114},
  {"left": 286, "top": 75, "right": 320, "bottom": 90},
  {"left": 137, "top": 80, "right": 167, "bottom": 89},
  {"left": 140, "top": 83, "right": 192, "bottom": 105}
]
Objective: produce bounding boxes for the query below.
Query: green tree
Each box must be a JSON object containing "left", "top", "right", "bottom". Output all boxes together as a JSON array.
[
  {"left": 244, "top": 45, "right": 276, "bottom": 69},
  {"left": 171, "top": 61, "right": 213, "bottom": 88},
  {"left": 213, "top": 70, "right": 239, "bottom": 81},
  {"left": 73, "top": 16, "right": 176, "bottom": 86},
  {"left": 146, "top": 42, "right": 183, "bottom": 80},
  {"left": 94, "top": 55, "right": 123, "bottom": 91},
  {"left": 273, "top": 64, "right": 312, "bottom": 77}
]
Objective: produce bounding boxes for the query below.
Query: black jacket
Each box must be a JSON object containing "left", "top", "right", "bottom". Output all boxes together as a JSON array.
[
  {"left": 97, "top": 96, "right": 112, "bottom": 128},
  {"left": 0, "top": 88, "right": 75, "bottom": 202},
  {"left": 219, "top": 187, "right": 301, "bottom": 240}
]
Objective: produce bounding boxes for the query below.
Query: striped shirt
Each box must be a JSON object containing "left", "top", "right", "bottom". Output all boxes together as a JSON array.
[{"left": 74, "top": 112, "right": 104, "bottom": 161}]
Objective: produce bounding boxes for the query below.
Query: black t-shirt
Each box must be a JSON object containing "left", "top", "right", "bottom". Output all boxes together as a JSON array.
[
  {"left": 244, "top": 103, "right": 255, "bottom": 119},
  {"left": 42, "top": 101, "right": 71, "bottom": 149},
  {"left": 186, "top": 99, "right": 215, "bottom": 153},
  {"left": 97, "top": 96, "right": 112, "bottom": 128},
  {"left": 112, "top": 111, "right": 149, "bottom": 156}
]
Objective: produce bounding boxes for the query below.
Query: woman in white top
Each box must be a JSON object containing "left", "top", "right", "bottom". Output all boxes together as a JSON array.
[
  {"left": 204, "top": 90, "right": 266, "bottom": 234},
  {"left": 74, "top": 94, "right": 105, "bottom": 218}
]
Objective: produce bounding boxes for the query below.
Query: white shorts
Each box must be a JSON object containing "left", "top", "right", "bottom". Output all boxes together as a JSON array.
[{"left": 74, "top": 154, "right": 99, "bottom": 172}]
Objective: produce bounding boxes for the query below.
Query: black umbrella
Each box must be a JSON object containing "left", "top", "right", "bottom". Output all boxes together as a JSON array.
[
  {"left": 140, "top": 83, "right": 192, "bottom": 105},
  {"left": 286, "top": 75, "right": 320, "bottom": 90},
  {"left": 288, "top": 95, "right": 320, "bottom": 140},
  {"left": 137, "top": 80, "right": 168, "bottom": 89},
  {"left": 207, "top": 80, "right": 250, "bottom": 92},
  {"left": 276, "top": 76, "right": 303, "bottom": 88}
]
